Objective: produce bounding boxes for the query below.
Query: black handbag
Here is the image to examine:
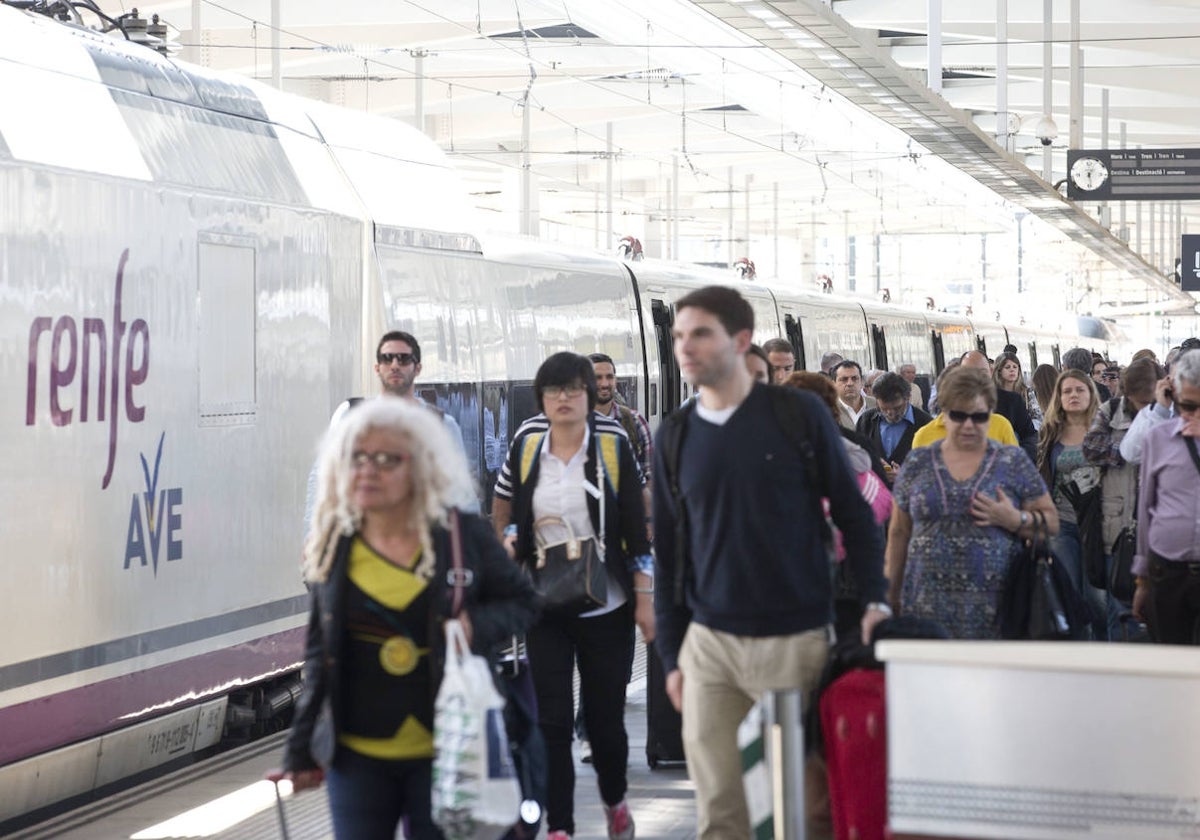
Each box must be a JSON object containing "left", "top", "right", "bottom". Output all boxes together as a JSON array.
[
  {"left": 999, "top": 510, "right": 1090, "bottom": 640},
  {"left": 531, "top": 516, "right": 607, "bottom": 615},
  {"left": 1108, "top": 523, "right": 1137, "bottom": 604}
]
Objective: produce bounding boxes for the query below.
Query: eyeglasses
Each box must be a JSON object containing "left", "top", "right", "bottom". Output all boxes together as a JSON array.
[
  {"left": 947, "top": 409, "right": 991, "bottom": 425},
  {"left": 378, "top": 352, "right": 416, "bottom": 367},
  {"left": 543, "top": 385, "right": 584, "bottom": 399},
  {"left": 1177, "top": 401, "right": 1200, "bottom": 414},
  {"left": 352, "top": 451, "right": 407, "bottom": 470}
]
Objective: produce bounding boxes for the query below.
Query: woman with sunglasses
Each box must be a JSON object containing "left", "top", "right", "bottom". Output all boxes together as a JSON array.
[
  {"left": 993, "top": 351, "right": 1042, "bottom": 431},
  {"left": 492, "top": 352, "right": 653, "bottom": 840},
  {"left": 276, "top": 399, "right": 538, "bottom": 840},
  {"left": 886, "top": 367, "right": 1057, "bottom": 638},
  {"left": 1037, "top": 369, "right": 1106, "bottom": 638}
]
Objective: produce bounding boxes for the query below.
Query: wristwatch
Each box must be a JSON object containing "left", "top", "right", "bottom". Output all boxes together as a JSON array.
[{"left": 866, "top": 601, "right": 893, "bottom": 617}]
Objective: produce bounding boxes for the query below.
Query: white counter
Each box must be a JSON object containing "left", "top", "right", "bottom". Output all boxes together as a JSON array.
[{"left": 876, "top": 640, "right": 1200, "bottom": 840}]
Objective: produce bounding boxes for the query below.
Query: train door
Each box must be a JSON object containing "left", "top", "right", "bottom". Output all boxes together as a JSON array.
[
  {"left": 1051, "top": 344, "right": 1062, "bottom": 368},
  {"left": 931, "top": 331, "right": 946, "bottom": 373},
  {"left": 784, "top": 313, "right": 806, "bottom": 371},
  {"left": 651, "top": 298, "right": 680, "bottom": 415},
  {"left": 871, "top": 324, "right": 888, "bottom": 371},
  {"left": 1028, "top": 343, "right": 1039, "bottom": 370}
]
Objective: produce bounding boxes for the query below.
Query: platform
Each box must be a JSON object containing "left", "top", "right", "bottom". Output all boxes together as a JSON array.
[{"left": 12, "top": 646, "right": 698, "bottom": 840}]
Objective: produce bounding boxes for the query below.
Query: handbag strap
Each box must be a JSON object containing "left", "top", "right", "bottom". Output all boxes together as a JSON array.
[
  {"left": 449, "top": 508, "right": 464, "bottom": 618},
  {"left": 594, "top": 439, "right": 606, "bottom": 559},
  {"left": 1186, "top": 437, "right": 1200, "bottom": 479}
]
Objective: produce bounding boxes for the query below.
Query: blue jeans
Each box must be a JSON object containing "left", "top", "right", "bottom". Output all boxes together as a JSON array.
[
  {"left": 1049, "top": 521, "right": 1108, "bottom": 640},
  {"left": 325, "top": 748, "right": 444, "bottom": 840}
]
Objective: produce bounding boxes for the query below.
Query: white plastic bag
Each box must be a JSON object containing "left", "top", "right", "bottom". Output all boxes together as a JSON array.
[{"left": 431, "top": 619, "right": 520, "bottom": 840}]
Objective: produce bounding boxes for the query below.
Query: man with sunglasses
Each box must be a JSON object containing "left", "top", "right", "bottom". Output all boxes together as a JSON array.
[{"left": 309, "top": 332, "right": 474, "bottom": 529}]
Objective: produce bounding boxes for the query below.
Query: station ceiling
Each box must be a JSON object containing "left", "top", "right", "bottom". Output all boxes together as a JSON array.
[{"left": 90, "top": 0, "right": 1200, "bottom": 319}]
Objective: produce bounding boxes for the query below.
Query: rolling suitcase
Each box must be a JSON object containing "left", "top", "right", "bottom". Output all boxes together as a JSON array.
[
  {"left": 819, "top": 668, "right": 887, "bottom": 840},
  {"left": 645, "top": 643, "right": 685, "bottom": 768}
]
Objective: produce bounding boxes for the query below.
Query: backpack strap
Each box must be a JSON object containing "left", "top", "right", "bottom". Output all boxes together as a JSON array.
[
  {"left": 616, "top": 405, "right": 642, "bottom": 458},
  {"left": 659, "top": 401, "right": 696, "bottom": 606},
  {"left": 765, "top": 386, "right": 832, "bottom": 545},
  {"left": 596, "top": 431, "right": 621, "bottom": 495},
  {"left": 517, "top": 431, "right": 547, "bottom": 487}
]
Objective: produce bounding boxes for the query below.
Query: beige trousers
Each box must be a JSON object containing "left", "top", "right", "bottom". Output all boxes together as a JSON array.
[{"left": 678, "top": 622, "right": 831, "bottom": 840}]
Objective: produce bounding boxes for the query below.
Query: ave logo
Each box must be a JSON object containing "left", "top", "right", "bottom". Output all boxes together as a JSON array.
[{"left": 125, "top": 432, "right": 183, "bottom": 574}]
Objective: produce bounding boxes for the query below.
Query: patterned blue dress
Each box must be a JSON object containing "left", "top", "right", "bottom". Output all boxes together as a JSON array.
[{"left": 892, "top": 440, "right": 1049, "bottom": 639}]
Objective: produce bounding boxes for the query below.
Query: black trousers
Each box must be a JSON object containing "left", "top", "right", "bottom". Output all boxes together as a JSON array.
[
  {"left": 1146, "top": 554, "right": 1200, "bottom": 645},
  {"left": 526, "top": 601, "right": 633, "bottom": 835}
]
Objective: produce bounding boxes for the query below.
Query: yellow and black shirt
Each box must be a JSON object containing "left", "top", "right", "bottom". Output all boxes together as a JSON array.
[{"left": 338, "top": 537, "right": 434, "bottom": 760}]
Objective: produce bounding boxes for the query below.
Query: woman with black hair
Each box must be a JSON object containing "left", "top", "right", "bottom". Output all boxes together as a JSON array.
[{"left": 492, "top": 351, "right": 654, "bottom": 840}]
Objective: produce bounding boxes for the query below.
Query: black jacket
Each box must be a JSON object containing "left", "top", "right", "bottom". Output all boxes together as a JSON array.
[
  {"left": 282, "top": 511, "right": 538, "bottom": 772},
  {"left": 995, "top": 389, "right": 1038, "bottom": 463},
  {"left": 506, "top": 414, "right": 651, "bottom": 601},
  {"left": 855, "top": 405, "right": 933, "bottom": 469}
]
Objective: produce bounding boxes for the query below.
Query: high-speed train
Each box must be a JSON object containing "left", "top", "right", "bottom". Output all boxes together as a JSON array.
[{"left": 0, "top": 5, "right": 1123, "bottom": 825}]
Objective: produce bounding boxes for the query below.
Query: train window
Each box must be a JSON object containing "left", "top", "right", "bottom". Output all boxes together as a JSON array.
[
  {"left": 1028, "top": 343, "right": 1039, "bottom": 369},
  {"left": 510, "top": 382, "right": 540, "bottom": 432},
  {"left": 416, "top": 383, "right": 481, "bottom": 482},
  {"left": 198, "top": 238, "right": 256, "bottom": 424},
  {"left": 481, "top": 382, "right": 509, "bottom": 515},
  {"left": 1051, "top": 345, "right": 1062, "bottom": 368}
]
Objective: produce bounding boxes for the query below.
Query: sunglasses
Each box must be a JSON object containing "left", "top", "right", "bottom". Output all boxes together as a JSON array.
[
  {"left": 352, "top": 451, "right": 407, "bottom": 470},
  {"left": 947, "top": 409, "right": 991, "bottom": 425},
  {"left": 1178, "top": 401, "right": 1200, "bottom": 414},
  {"left": 378, "top": 352, "right": 417, "bottom": 366}
]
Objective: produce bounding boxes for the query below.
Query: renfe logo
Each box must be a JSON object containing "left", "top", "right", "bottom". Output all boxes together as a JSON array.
[{"left": 25, "top": 250, "right": 149, "bottom": 488}]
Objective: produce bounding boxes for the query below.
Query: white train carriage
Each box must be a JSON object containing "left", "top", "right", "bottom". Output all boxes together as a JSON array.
[{"left": 0, "top": 5, "right": 1130, "bottom": 826}]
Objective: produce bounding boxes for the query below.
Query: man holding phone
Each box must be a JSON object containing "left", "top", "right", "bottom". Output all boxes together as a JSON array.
[
  {"left": 1120, "top": 341, "right": 1199, "bottom": 464},
  {"left": 855, "top": 372, "right": 931, "bottom": 485}
]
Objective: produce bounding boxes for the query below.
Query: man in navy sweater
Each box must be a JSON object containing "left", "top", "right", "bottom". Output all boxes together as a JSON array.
[{"left": 652, "top": 286, "right": 889, "bottom": 840}]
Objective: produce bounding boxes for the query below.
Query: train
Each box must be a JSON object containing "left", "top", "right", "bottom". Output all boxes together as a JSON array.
[{"left": 0, "top": 4, "right": 1125, "bottom": 826}]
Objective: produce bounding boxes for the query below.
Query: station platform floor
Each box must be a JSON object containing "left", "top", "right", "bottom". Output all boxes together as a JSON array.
[{"left": 14, "top": 646, "right": 699, "bottom": 840}]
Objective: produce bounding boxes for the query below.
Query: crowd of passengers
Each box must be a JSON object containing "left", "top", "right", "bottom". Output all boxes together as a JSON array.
[{"left": 275, "top": 287, "right": 1200, "bottom": 840}]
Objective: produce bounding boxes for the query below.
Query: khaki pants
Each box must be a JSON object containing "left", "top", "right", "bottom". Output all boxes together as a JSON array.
[{"left": 679, "top": 623, "right": 831, "bottom": 840}]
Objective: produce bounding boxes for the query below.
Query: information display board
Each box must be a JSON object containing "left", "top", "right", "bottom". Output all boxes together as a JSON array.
[
  {"left": 1066, "top": 148, "right": 1200, "bottom": 201},
  {"left": 1181, "top": 234, "right": 1200, "bottom": 292}
]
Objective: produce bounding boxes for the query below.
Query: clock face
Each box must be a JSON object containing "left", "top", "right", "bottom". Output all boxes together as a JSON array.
[{"left": 1070, "top": 156, "right": 1109, "bottom": 191}]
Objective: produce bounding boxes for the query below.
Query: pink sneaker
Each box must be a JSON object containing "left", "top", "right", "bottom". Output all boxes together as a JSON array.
[
  {"left": 546, "top": 832, "right": 572, "bottom": 840},
  {"left": 604, "top": 799, "right": 636, "bottom": 840}
]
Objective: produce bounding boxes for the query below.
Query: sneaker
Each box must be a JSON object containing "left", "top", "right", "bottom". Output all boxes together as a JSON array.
[
  {"left": 546, "top": 832, "right": 572, "bottom": 840},
  {"left": 604, "top": 799, "right": 635, "bottom": 840},
  {"left": 580, "top": 739, "right": 593, "bottom": 764}
]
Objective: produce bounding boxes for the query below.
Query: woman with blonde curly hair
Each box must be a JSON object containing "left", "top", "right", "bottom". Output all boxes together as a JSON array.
[{"left": 278, "top": 399, "right": 537, "bottom": 840}]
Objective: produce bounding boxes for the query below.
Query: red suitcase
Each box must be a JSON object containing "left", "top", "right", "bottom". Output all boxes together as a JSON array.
[{"left": 819, "top": 668, "right": 886, "bottom": 840}]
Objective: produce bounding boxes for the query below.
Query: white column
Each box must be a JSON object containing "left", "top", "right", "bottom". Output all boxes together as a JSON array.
[
  {"left": 727, "top": 166, "right": 735, "bottom": 268},
  {"left": 996, "top": 0, "right": 1008, "bottom": 149},
  {"left": 270, "top": 0, "right": 281, "bottom": 90},
  {"left": 1099, "top": 89, "right": 1110, "bottom": 228},
  {"left": 414, "top": 52, "right": 425, "bottom": 131},
  {"left": 1068, "top": 0, "right": 1083, "bottom": 149},
  {"left": 1042, "top": 0, "right": 1054, "bottom": 183},
  {"left": 520, "top": 90, "right": 532, "bottom": 236},
  {"left": 606, "top": 123, "right": 614, "bottom": 248},
  {"left": 927, "top": 0, "right": 943, "bottom": 94},
  {"left": 188, "top": 0, "right": 203, "bottom": 65}
]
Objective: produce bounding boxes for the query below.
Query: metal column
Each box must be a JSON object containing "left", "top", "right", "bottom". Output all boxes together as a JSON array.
[
  {"left": 927, "top": 0, "right": 942, "bottom": 94},
  {"left": 1068, "top": 0, "right": 1082, "bottom": 149},
  {"left": 996, "top": 0, "right": 1008, "bottom": 150},
  {"left": 271, "top": 0, "right": 281, "bottom": 90},
  {"left": 1042, "top": 0, "right": 1054, "bottom": 183}
]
